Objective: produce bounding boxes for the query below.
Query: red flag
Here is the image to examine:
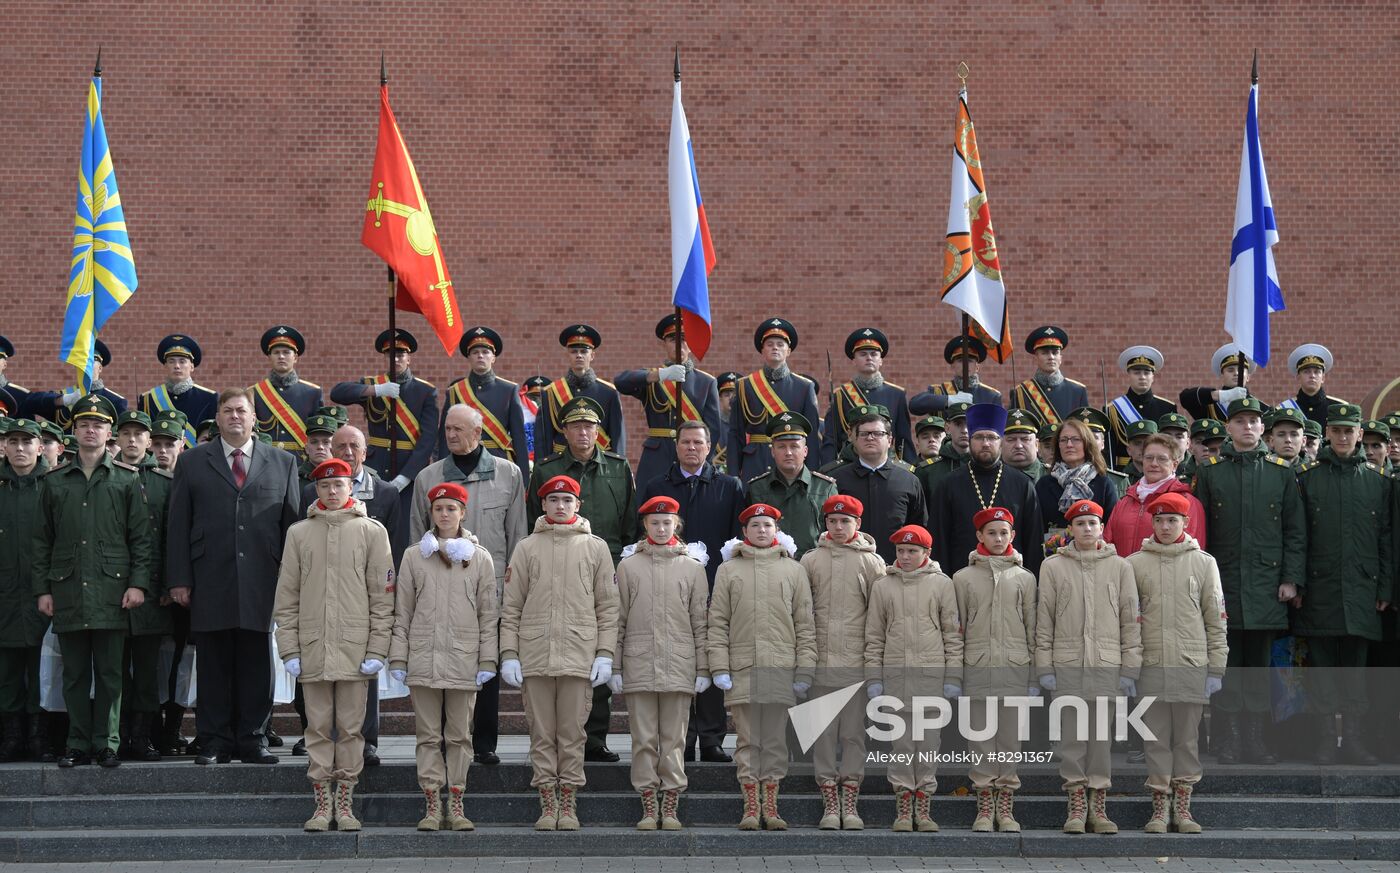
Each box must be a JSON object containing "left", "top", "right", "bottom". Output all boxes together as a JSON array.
[{"left": 362, "top": 85, "right": 462, "bottom": 355}]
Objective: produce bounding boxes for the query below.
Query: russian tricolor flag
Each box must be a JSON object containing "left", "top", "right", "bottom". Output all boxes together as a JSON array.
[{"left": 668, "top": 77, "right": 716, "bottom": 361}]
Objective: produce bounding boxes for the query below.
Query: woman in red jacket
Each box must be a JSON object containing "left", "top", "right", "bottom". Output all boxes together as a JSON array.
[{"left": 1104, "top": 434, "right": 1206, "bottom": 555}]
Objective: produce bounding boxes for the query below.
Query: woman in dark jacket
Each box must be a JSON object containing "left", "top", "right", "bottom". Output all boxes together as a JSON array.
[{"left": 1036, "top": 418, "right": 1119, "bottom": 542}]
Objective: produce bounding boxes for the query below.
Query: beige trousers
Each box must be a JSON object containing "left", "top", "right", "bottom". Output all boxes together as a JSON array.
[
  {"left": 812, "top": 685, "right": 867, "bottom": 785},
  {"left": 627, "top": 691, "right": 691, "bottom": 792},
  {"left": 1142, "top": 700, "right": 1203, "bottom": 793},
  {"left": 410, "top": 686, "right": 478, "bottom": 791},
  {"left": 522, "top": 675, "right": 592, "bottom": 788},
  {"left": 1057, "top": 698, "right": 1111, "bottom": 791},
  {"left": 888, "top": 704, "right": 940, "bottom": 792},
  {"left": 302, "top": 679, "right": 369, "bottom": 785},
  {"left": 730, "top": 703, "right": 789, "bottom": 783},
  {"left": 967, "top": 696, "right": 1023, "bottom": 790}
]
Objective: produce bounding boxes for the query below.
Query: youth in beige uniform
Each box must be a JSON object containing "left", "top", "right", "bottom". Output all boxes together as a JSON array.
[
  {"left": 864, "top": 523, "right": 963, "bottom": 833},
  {"left": 499, "top": 475, "right": 619, "bottom": 831},
  {"left": 611, "top": 495, "right": 711, "bottom": 830},
  {"left": 389, "top": 481, "right": 499, "bottom": 832}
]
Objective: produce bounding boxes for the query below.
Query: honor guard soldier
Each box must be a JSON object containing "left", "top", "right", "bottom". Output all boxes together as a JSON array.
[
  {"left": 909, "top": 335, "right": 1003, "bottom": 416},
  {"left": 1001, "top": 409, "right": 1046, "bottom": 482},
  {"left": 729, "top": 318, "right": 821, "bottom": 482},
  {"left": 1179, "top": 345, "right": 1256, "bottom": 422},
  {"left": 1278, "top": 344, "right": 1346, "bottom": 429},
  {"left": 535, "top": 325, "right": 627, "bottom": 461},
  {"left": 1105, "top": 346, "right": 1176, "bottom": 471},
  {"left": 614, "top": 314, "right": 722, "bottom": 490},
  {"left": 329, "top": 328, "right": 439, "bottom": 522},
  {"left": 298, "top": 409, "right": 343, "bottom": 487},
  {"left": 0, "top": 417, "right": 51, "bottom": 762},
  {"left": 27, "top": 340, "right": 127, "bottom": 429},
  {"left": 713, "top": 371, "right": 741, "bottom": 474},
  {"left": 0, "top": 336, "right": 32, "bottom": 417},
  {"left": 140, "top": 335, "right": 217, "bottom": 448},
  {"left": 1008, "top": 327, "right": 1088, "bottom": 429},
  {"left": 250, "top": 326, "right": 323, "bottom": 452},
  {"left": 742, "top": 411, "right": 836, "bottom": 558},
  {"left": 822, "top": 328, "right": 913, "bottom": 467},
  {"left": 520, "top": 375, "right": 549, "bottom": 465},
  {"left": 438, "top": 326, "right": 531, "bottom": 486},
  {"left": 32, "top": 394, "right": 153, "bottom": 768},
  {"left": 1070, "top": 407, "right": 1130, "bottom": 497}
]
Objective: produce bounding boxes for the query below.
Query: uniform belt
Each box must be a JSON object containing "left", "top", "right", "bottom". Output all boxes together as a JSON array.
[
  {"left": 647, "top": 427, "right": 677, "bottom": 439},
  {"left": 368, "top": 436, "right": 417, "bottom": 449},
  {"left": 745, "top": 434, "right": 772, "bottom": 445}
]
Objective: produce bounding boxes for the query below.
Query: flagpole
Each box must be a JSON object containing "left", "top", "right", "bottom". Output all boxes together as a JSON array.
[
  {"left": 956, "top": 62, "right": 972, "bottom": 395},
  {"left": 1239, "top": 51, "right": 1257, "bottom": 394},
  {"left": 381, "top": 52, "right": 401, "bottom": 478},
  {"left": 671, "top": 47, "right": 683, "bottom": 438}
]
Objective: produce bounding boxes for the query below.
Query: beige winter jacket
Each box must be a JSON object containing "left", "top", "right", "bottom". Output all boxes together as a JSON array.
[
  {"left": 952, "top": 548, "right": 1038, "bottom": 695},
  {"left": 1034, "top": 541, "right": 1143, "bottom": 695},
  {"left": 864, "top": 559, "right": 964, "bottom": 694},
  {"left": 707, "top": 540, "right": 817, "bottom": 706},
  {"left": 615, "top": 539, "right": 710, "bottom": 694},
  {"left": 389, "top": 527, "right": 500, "bottom": 690},
  {"left": 410, "top": 451, "right": 528, "bottom": 599},
  {"left": 1126, "top": 534, "right": 1229, "bottom": 703},
  {"left": 273, "top": 499, "right": 395, "bottom": 683},
  {"left": 500, "top": 515, "right": 619, "bottom": 680},
  {"left": 800, "top": 531, "right": 886, "bottom": 684}
]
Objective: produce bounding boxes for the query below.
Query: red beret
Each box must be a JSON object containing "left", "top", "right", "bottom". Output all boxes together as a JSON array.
[
  {"left": 639, "top": 495, "right": 680, "bottom": 516},
  {"left": 1066, "top": 499, "right": 1103, "bottom": 520},
  {"left": 739, "top": 503, "right": 782, "bottom": 524},
  {"left": 537, "top": 475, "right": 581, "bottom": 499},
  {"left": 890, "top": 524, "right": 933, "bottom": 549},
  {"left": 973, "top": 507, "right": 1015, "bottom": 530},
  {"left": 1148, "top": 492, "right": 1191, "bottom": 517},
  {"left": 310, "top": 458, "right": 353, "bottom": 480},
  {"left": 428, "top": 482, "right": 469, "bottom": 506},
  {"left": 821, "top": 494, "right": 864, "bottom": 518}
]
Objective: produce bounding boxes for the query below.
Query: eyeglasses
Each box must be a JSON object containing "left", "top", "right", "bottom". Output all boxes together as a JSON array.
[
  {"left": 1141, "top": 454, "right": 1174, "bottom": 465},
  {"left": 857, "top": 430, "right": 890, "bottom": 439},
  {"left": 1058, "top": 436, "right": 1084, "bottom": 445}
]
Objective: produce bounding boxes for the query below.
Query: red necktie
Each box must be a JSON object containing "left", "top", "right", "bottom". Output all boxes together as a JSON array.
[{"left": 231, "top": 448, "right": 247, "bottom": 488}]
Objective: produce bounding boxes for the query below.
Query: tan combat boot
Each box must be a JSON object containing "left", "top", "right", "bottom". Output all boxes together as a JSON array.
[
  {"left": 557, "top": 784, "right": 581, "bottom": 830},
  {"left": 760, "top": 781, "right": 787, "bottom": 830},
  {"left": 304, "top": 780, "right": 333, "bottom": 832},
  {"left": 447, "top": 785, "right": 474, "bottom": 831},
  {"left": 333, "top": 781, "right": 361, "bottom": 831},
  {"left": 637, "top": 788, "right": 659, "bottom": 831},
  {"left": 840, "top": 779, "right": 864, "bottom": 830},
  {"left": 994, "top": 788, "right": 1021, "bottom": 832},
  {"left": 892, "top": 789, "right": 914, "bottom": 832},
  {"left": 1171, "top": 782, "right": 1202, "bottom": 834},
  {"left": 417, "top": 788, "right": 442, "bottom": 831},
  {"left": 817, "top": 781, "right": 840, "bottom": 830},
  {"left": 737, "top": 782, "right": 761, "bottom": 830},
  {"left": 534, "top": 783, "right": 559, "bottom": 830},
  {"left": 1086, "top": 787, "right": 1117, "bottom": 834},
  {"left": 913, "top": 789, "right": 938, "bottom": 832},
  {"left": 1144, "top": 790, "right": 1169, "bottom": 833},
  {"left": 972, "top": 787, "right": 994, "bottom": 832},
  {"left": 659, "top": 789, "right": 682, "bottom": 830},
  {"left": 1063, "top": 786, "right": 1087, "bottom": 834}
]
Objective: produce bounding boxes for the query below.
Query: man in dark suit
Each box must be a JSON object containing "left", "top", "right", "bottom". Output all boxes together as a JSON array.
[{"left": 166, "top": 388, "right": 300, "bottom": 765}]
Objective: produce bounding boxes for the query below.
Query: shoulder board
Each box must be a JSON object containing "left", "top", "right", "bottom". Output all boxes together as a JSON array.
[
  {"left": 1330, "top": 395, "right": 1350, "bottom": 405},
  {"left": 1106, "top": 469, "right": 1128, "bottom": 479},
  {"left": 917, "top": 457, "right": 939, "bottom": 468},
  {"left": 496, "top": 376, "right": 519, "bottom": 389},
  {"left": 893, "top": 459, "right": 915, "bottom": 472},
  {"left": 695, "top": 368, "right": 714, "bottom": 379},
  {"left": 7, "top": 383, "right": 26, "bottom": 392},
  {"left": 414, "top": 377, "right": 435, "bottom": 388},
  {"left": 1064, "top": 378, "right": 1087, "bottom": 388},
  {"left": 1298, "top": 460, "right": 1320, "bottom": 474},
  {"left": 980, "top": 383, "right": 999, "bottom": 394},
  {"left": 299, "top": 379, "right": 321, "bottom": 389},
  {"left": 149, "top": 467, "right": 174, "bottom": 479},
  {"left": 884, "top": 380, "right": 904, "bottom": 392},
  {"left": 1268, "top": 455, "right": 1292, "bottom": 467},
  {"left": 811, "top": 470, "right": 837, "bottom": 483},
  {"left": 745, "top": 470, "right": 773, "bottom": 485},
  {"left": 107, "top": 389, "right": 127, "bottom": 400},
  {"left": 538, "top": 451, "right": 566, "bottom": 465},
  {"left": 1206, "top": 457, "right": 1222, "bottom": 466},
  {"left": 1366, "top": 461, "right": 1384, "bottom": 474},
  {"left": 596, "top": 378, "right": 618, "bottom": 390},
  {"left": 42, "top": 464, "right": 69, "bottom": 476},
  {"left": 601, "top": 449, "right": 628, "bottom": 462},
  {"left": 192, "top": 383, "right": 217, "bottom": 394},
  {"left": 112, "top": 459, "right": 139, "bottom": 472},
  {"left": 791, "top": 373, "right": 814, "bottom": 384}
]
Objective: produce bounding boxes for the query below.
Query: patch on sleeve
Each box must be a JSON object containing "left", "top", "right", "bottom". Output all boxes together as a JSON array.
[{"left": 385, "top": 569, "right": 396, "bottom": 594}]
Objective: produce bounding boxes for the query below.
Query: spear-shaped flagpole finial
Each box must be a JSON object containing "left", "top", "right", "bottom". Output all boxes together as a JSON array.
[
  {"left": 674, "top": 45, "right": 681, "bottom": 83},
  {"left": 956, "top": 60, "right": 969, "bottom": 91},
  {"left": 1251, "top": 49, "right": 1258, "bottom": 85},
  {"left": 94, "top": 47, "right": 103, "bottom": 79},
  {"left": 380, "top": 51, "right": 387, "bottom": 87}
]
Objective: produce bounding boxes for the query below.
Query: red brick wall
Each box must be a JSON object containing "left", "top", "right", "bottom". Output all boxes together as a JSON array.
[{"left": 4, "top": 2, "right": 1398, "bottom": 459}]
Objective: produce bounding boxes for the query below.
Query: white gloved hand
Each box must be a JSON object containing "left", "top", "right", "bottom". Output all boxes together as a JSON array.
[
  {"left": 713, "top": 673, "right": 733, "bottom": 691},
  {"left": 792, "top": 681, "right": 811, "bottom": 698},
  {"left": 389, "top": 474, "right": 411, "bottom": 493},
  {"left": 943, "top": 683, "right": 962, "bottom": 700},
  {"left": 694, "top": 676, "right": 712, "bottom": 694},
  {"left": 658, "top": 364, "right": 688, "bottom": 382},
  {"left": 360, "top": 658, "right": 384, "bottom": 675},
  {"left": 1039, "top": 674, "right": 1056, "bottom": 692},
  {"left": 1027, "top": 685, "right": 1042, "bottom": 697},
  {"left": 501, "top": 659, "right": 523, "bottom": 687},
  {"left": 475, "top": 670, "right": 496, "bottom": 686},
  {"left": 867, "top": 682, "right": 884, "bottom": 700},
  {"left": 590, "top": 656, "right": 613, "bottom": 688},
  {"left": 1218, "top": 386, "right": 1248, "bottom": 404},
  {"left": 1205, "top": 676, "right": 1223, "bottom": 697},
  {"left": 373, "top": 381, "right": 401, "bottom": 399},
  {"left": 1119, "top": 676, "right": 1138, "bottom": 697},
  {"left": 284, "top": 657, "right": 301, "bottom": 678},
  {"left": 607, "top": 673, "right": 624, "bottom": 695},
  {"left": 390, "top": 668, "right": 407, "bottom": 684},
  {"left": 61, "top": 388, "right": 84, "bottom": 407},
  {"left": 948, "top": 391, "right": 974, "bottom": 405}
]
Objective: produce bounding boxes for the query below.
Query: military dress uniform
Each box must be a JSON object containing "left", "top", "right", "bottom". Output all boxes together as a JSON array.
[
  {"left": 1179, "top": 345, "right": 1271, "bottom": 422},
  {"left": 139, "top": 336, "right": 218, "bottom": 448},
  {"left": 821, "top": 329, "right": 914, "bottom": 466},
  {"left": 438, "top": 327, "right": 532, "bottom": 487},
  {"left": 0, "top": 335, "right": 32, "bottom": 419},
  {"left": 298, "top": 410, "right": 344, "bottom": 488},
  {"left": 1004, "top": 408, "right": 1048, "bottom": 482},
  {"left": 913, "top": 403, "right": 971, "bottom": 514},
  {"left": 1008, "top": 327, "right": 1089, "bottom": 430},
  {"left": 31, "top": 395, "right": 153, "bottom": 767},
  {"left": 250, "top": 326, "right": 323, "bottom": 452},
  {"left": 728, "top": 319, "right": 821, "bottom": 482},
  {"left": 24, "top": 340, "right": 128, "bottom": 431},
  {"left": 742, "top": 412, "right": 837, "bottom": 559},
  {"left": 712, "top": 371, "right": 740, "bottom": 475},
  {"left": 0, "top": 418, "right": 50, "bottom": 761},
  {"left": 534, "top": 325, "right": 628, "bottom": 462},
  {"left": 908, "top": 336, "right": 1004, "bottom": 416},
  {"left": 1104, "top": 346, "right": 1177, "bottom": 471},
  {"left": 1276, "top": 344, "right": 1347, "bottom": 430}
]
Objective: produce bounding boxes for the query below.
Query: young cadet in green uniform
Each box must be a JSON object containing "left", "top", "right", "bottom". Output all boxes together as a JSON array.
[
  {"left": 298, "top": 409, "right": 343, "bottom": 489},
  {"left": 743, "top": 411, "right": 836, "bottom": 559},
  {"left": 113, "top": 410, "right": 175, "bottom": 761},
  {"left": 32, "top": 394, "right": 153, "bottom": 768},
  {"left": 1302, "top": 418, "right": 1323, "bottom": 462},
  {"left": 1266, "top": 407, "right": 1309, "bottom": 470},
  {"left": 148, "top": 409, "right": 193, "bottom": 756},
  {"left": 911, "top": 414, "right": 946, "bottom": 462},
  {"left": 1157, "top": 413, "right": 1191, "bottom": 471},
  {"left": 1294, "top": 403, "right": 1392, "bottom": 764},
  {"left": 1000, "top": 409, "right": 1046, "bottom": 483},
  {"left": 0, "top": 418, "right": 50, "bottom": 761},
  {"left": 1180, "top": 419, "right": 1226, "bottom": 483},
  {"left": 1192, "top": 396, "right": 1305, "bottom": 765},
  {"left": 1362, "top": 419, "right": 1392, "bottom": 473},
  {"left": 914, "top": 402, "right": 972, "bottom": 516}
]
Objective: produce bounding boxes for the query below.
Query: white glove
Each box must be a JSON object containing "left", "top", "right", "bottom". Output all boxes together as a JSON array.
[
  {"left": 590, "top": 656, "right": 613, "bottom": 688},
  {"left": 475, "top": 670, "right": 496, "bottom": 686},
  {"left": 360, "top": 658, "right": 384, "bottom": 675},
  {"left": 943, "top": 683, "right": 962, "bottom": 700},
  {"left": 792, "top": 681, "right": 811, "bottom": 698},
  {"left": 1027, "top": 685, "right": 1042, "bottom": 697},
  {"left": 389, "top": 474, "right": 411, "bottom": 493},
  {"left": 373, "top": 381, "right": 401, "bottom": 399},
  {"left": 61, "top": 388, "right": 84, "bottom": 407},
  {"left": 1119, "top": 676, "right": 1137, "bottom": 697},
  {"left": 867, "top": 682, "right": 883, "bottom": 700},
  {"left": 607, "top": 673, "right": 624, "bottom": 695},
  {"left": 1205, "top": 676, "right": 1223, "bottom": 697},
  {"left": 713, "top": 673, "right": 732, "bottom": 691},
  {"left": 501, "top": 659, "right": 523, "bottom": 688},
  {"left": 658, "top": 364, "right": 688, "bottom": 382},
  {"left": 1039, "top": 674, "right": 1056, "bottom": 692},
  {"left": 1218, "top": 386, "right": 1248, "bottom": 404},
  {"left": 948, "top": 391, "right": 974, "bottom": 405},
  {"left": 284, "top": 657, "right": 301, "bottom": 678},
  {"left": 694, "top": 676, "right": 712, "bottom": 694},
  {"left": 390, "top": 668, "right": 407, "bottom": 684}
]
